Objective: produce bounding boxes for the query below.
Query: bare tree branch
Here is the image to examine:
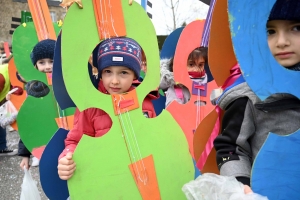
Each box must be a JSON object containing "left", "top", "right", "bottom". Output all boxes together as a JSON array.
[{"left": 161, "top": 0, "right": 204, "bottom": 34}]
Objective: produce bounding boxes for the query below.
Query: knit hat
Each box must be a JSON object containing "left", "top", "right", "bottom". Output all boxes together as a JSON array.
[
  {"left": 268, "top": 0, "right": 300, "bottom": 21},
  {"left": 97, "top": 37, "right": 142, "bottom": 78},
  {"left": 25, "top": 80, "right": 50, "bottom": 98},
  {"left": 30, "top": 39, "right": 56, "bottom": 66}
]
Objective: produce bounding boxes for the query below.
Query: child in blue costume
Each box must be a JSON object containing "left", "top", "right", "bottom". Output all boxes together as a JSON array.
[{"left": 213, "top": 0, "right": 300, "bottom": 194}]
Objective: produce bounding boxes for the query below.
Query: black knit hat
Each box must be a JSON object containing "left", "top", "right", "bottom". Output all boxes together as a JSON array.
[
  {"left": 30, "top": 39, "right": 56, "bottom": 66},
  {"left": 25, "top": 80, "right": 50, "bottom": 98},
  {"left": 269, "top": 0, "right": 300, "bottom": 21}
]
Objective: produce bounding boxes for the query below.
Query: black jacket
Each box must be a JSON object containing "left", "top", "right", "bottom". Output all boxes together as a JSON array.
[{"left": 18, "top": 139, "right": 31, "bottom": 157}]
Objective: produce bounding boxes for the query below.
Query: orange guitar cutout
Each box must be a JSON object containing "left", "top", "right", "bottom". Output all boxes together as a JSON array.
[
  {"left": 129, "top": 155, "right": 161, "bottom": 200},
  {"left": 8, "top": 58, "right": 27, "bottom": 130},
  {"left": 111, "top": 89, "right": 140, "bottom": 115},
  {"left": 193, "top": 0, "right": 238, "bottom": 174},
  {"left": 167, "top": 20, "right": 218, "bottom": 158},
  {"left": 55, "top": 115, "right": 74, "bottom": 130},
  {"left": 27, "top": 0, "right": 56, "bottom": 41},
  {"left": 93, "top": 0, "right": 126, "bottom": 40},
  {"left": 27, "top": 0, "right": 56, "bottom": 86}
]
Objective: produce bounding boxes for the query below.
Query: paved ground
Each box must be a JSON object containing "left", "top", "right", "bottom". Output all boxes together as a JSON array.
[{"left": 0, "top": 128, "right": 48, "bottom": 200}]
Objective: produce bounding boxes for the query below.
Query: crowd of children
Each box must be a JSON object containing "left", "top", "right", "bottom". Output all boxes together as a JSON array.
[{"left": 0, "top": 0, "right": 299, "bottom": 198}]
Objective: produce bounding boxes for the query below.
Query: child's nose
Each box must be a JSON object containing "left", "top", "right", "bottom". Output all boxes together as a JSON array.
[
  {"left": 277, "top": 33, "right": 290, "bottom": 48},
  {"left": 46, "top": 62, "right": 53, "bottom": 69},
  {"left": 111, "top": 76, "right": 119, "bottom": 84}
]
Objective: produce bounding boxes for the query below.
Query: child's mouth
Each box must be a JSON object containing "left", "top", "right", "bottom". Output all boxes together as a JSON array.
[
  {"left": 110, "top": 87, "right": 121, "bottom": 92},
  {"left": 275, "top": 52, "right": 294, "bottom": 59}
]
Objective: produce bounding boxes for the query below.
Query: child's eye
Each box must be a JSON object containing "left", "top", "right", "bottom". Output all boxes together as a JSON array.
[
  {"left": 292, "top": 25, "right": 300, "bottom": 31},
  {"left": 121, "top": 71, "right": 128, "bottom": 75},
  {"left": 188, "top": 63, "right": 194, "bottom": 67},
  {"left": 267, "top": 29, "right": 276, "bottom": 36},
  {"left": 103, "top": 69, "right": 111, "bottom": 73}
]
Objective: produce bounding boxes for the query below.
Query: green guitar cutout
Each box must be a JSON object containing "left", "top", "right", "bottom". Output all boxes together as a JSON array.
[{"left": 62, "top": 1, "right": 194, "bottom": 199}]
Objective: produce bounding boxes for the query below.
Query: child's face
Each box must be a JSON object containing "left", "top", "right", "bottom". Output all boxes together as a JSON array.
[
  {"left": 101, "top": 66, "right": 136, "bottom": 94},
  {"left": 36, "top": 58, "right": 53, "bottom": 73},
  {"left": 187, "top": 57, "right": 205, "bottom": 72},
  {"left": 267, "top": 20, "right": 300, "bottom": 68}
]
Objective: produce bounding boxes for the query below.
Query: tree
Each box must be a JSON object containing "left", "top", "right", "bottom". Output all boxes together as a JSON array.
[{"left": 160, "top": 0, "right": 208, "bottom": 34}]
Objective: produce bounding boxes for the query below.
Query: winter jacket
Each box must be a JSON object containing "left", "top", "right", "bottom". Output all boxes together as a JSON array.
[
  {"left": 159, "top": 58, "right": 207, "bottom": 107},
  {"left": 59, "top": 81, "right": 157, "bottom": 160},
  {"left": 213, "top": 80, "right": 300, "bottom": 186},
  {"left": 0, "top": 64, "right": 23, "bottom": 105},
  {"left": 18, "top": 139, "right": 31, "bottom": 157}
]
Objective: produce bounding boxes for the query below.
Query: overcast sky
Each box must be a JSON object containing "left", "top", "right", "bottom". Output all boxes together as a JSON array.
[{"left": 135, "top": 0, "right": 209, "bottom": 35}]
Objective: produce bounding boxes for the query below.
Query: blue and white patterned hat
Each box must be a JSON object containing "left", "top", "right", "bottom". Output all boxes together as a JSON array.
[{"left": 97, "top": 37, "right": 142, "bottom": 78}]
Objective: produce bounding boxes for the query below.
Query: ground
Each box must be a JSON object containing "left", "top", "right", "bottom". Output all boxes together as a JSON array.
[{"left": 0, "top": 128, "right": 48, "bottom": 200}]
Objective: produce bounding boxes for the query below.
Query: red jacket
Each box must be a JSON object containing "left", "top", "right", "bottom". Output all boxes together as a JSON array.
[{"left": 59, "top": 81, "right": 157, "bottom": 160}]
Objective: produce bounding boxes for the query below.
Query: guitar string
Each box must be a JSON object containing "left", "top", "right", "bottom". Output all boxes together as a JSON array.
[
  {"left": 100, "top": 1, "right": 146, "bottom": 184},
  {"left": 117, "top": 96, "right": 147, "bottom": 184},
  {"left": 33, "top": 0, "right": 48, "bottom": 39},
  {"left": 116, "top": 96, "right": 147, "bottom": 184},
  {"left": 117, "top": 107, "right": 146, "bottom": 184},
  {"left": 114, "top": 96, "right": 138, "bottom": 180},
  {"left": 196, "top": 86, "right": 201, "bottom": 130},
  {"left": 125, "top": 108, "right": 148, "bottom": 184},
  {"left": 103, "top": 0, "right": 111, "bottom": 39},
  {"left": 108, "top": 0, "right": 119, "bottom": 37}
]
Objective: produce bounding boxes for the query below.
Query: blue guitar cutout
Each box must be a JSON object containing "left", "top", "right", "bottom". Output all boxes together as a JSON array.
[
  {"left": 228, "top": 0, "right": 300, "bottom": 100},
  {"left": 40, "top": 128, "right": 69, "bottom": 200},
  {"left": 252, "top": 130, "right": 300, "bottom": 199}
]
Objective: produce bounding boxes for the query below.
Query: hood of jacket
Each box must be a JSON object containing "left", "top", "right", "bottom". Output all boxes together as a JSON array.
[
  {"left": 159, "top": 58, "right": 175, "bottom": 90},
  {"left": 218, "top": 81, "right": 300, "bottom": 111}
]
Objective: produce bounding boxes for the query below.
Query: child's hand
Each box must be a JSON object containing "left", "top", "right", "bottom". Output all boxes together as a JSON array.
[
  {"left": 20, "top": 157, "right": 30, "bottom": 170},
  {"left": 244, "top": 185, "right": 253, "bottom": 194},
  {"left": 58, "top": 152, "right": 76, "bottom": 180},
  {"left": 6, "top": 93, "right": 11, "bottom": 100}
]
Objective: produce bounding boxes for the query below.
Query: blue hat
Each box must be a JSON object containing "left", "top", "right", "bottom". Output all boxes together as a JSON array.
[
  {"left": 30, "top": 39, "right": 56, "bottom": 66},
  {"left": 97, "top": 37, "right": 142, "bottom": 78},
  {"left": 269, "top": 0, "right": 300, "bottom": 21}
]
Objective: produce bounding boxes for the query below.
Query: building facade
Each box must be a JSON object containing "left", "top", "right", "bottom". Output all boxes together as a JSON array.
[{"left": 0, "top": 0, "right": 65, "bottom": 52}]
